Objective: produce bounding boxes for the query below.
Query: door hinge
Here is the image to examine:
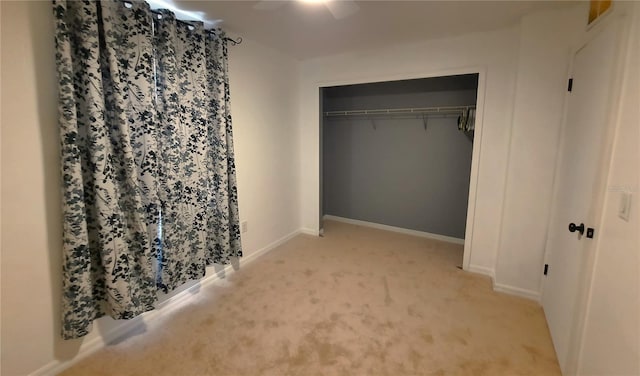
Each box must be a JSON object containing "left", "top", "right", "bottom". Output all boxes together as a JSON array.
[
  {"left": 544, "top": 264, "right": 549, "bottom": 275},
  {"left": 567, "top": 78, "right": 573, "bottom": 92}
]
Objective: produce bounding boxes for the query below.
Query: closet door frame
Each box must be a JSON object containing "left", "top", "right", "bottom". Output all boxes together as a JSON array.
[{"left": 316, "top": 66, "right": 486, "bottom": 270}]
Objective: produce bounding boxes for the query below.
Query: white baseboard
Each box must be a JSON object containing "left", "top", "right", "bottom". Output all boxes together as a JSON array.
[
  {"left": 299, "top": 228, "right": 320, "bottom": 236},
  {"left": 466, "top": 264, "right": 495, "bottom": 279},
  {"left": 30, "top": 229, "right": 304, "bottom": 376},
  {"left": 323, "top": 215, "right": 465, "bottom": 245},
  {"left": 493, "top": 283, "right": 541, "bottom": 302},
  {"left": 466, "top": 265, "right": 540, "bottom": 302}
]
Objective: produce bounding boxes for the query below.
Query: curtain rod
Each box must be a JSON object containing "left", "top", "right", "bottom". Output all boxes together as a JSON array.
[{"left": 121, "top": 1, "right": 242, "bottom": 45}]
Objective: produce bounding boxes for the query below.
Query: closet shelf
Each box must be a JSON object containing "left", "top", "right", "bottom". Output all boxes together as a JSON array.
[{"left": 323, "top": 105, "right": 475, "bottom": 117}]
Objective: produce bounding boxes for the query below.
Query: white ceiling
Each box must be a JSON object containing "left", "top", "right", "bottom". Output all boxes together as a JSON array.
[{"left": 172, "top": 1, "right": 576, "bottom": 60}]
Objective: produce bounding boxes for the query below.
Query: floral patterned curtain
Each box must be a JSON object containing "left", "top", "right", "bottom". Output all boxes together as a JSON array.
[
  {"left": 154, "top": 10, "right": 242, "bottom": 292},
  {"left": 53, "top": 0, "right": 242, "bottom": 340}
]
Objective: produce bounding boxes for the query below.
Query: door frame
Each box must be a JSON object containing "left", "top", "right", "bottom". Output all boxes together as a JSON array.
[
  {"left": 319, "top": 87, "right": 325, "bottom": 235},
  {"left": 316, "top": 66, "right": 487, "bottom": 270},
  {"left": 540, "top": 12, "right": 631, "bottom": 374}
]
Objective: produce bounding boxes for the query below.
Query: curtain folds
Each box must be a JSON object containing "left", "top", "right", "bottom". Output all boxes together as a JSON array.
[
  {"left": 154, "top": 11, "right": 242, "bottom": 291},
  {"left": 54, "top": 0, "right": 241, "bottom": 340}
]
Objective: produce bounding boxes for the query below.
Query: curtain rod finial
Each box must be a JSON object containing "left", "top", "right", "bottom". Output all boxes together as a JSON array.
[{"left": 226, "top": 36, "right": 242, "bottom": 46}]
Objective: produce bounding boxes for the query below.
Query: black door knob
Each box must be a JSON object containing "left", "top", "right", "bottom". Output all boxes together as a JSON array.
[{"left": 568, "top": 222, "right": 585, "bottom": 235}]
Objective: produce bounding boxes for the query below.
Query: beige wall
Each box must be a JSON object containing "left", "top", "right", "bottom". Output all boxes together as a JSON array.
[
  {"left": 578, "top": 2, "right": 640, "bottom": 374},
  {"left": 230, "top": 38, "right": 301, "bottom": 257},
  {"left": 0, "top": 1, "right": 301, "bottom": 375},
  {"left": 1, "top": 2, "right": 63, "bottom": 374}
]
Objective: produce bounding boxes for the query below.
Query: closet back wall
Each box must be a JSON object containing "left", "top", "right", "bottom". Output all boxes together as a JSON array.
[{"left": 322, "top": 79, "right": 476, "bottom": 239}]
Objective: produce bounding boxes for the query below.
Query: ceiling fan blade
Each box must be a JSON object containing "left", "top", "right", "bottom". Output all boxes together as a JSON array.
[
  {"left": 325, "top": 0, "right": 360, "bottom": 19},
  {"left": 253, "top": 1, "right": 288, "bottom": 11}
]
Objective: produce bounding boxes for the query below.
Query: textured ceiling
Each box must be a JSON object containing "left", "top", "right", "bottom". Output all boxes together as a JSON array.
[{"left": 169, "top": 1, "right": 576, "bottom": 59}]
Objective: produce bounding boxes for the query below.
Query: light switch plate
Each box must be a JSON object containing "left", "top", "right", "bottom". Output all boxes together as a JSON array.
[{"left": 618, "top": 191, "right": 632, "bottom": 222}]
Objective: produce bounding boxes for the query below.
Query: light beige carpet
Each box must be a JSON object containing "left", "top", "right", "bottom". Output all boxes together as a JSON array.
[{"left": 60, "top": 220, "right": 560, "bottom": 376}]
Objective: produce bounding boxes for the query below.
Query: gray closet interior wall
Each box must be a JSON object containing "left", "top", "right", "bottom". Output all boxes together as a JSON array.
[{"left": 322, "top": 75, "right": 477, "bottom": 239}]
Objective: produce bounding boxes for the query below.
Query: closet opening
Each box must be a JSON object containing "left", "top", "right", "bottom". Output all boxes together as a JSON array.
[{"left": 319, "top": 74, "right": 479, "bottom": 265}]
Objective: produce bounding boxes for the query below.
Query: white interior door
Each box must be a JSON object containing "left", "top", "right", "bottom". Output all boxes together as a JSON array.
[{"left": 542, "top": 24, "right": 621, "bottom": 374}]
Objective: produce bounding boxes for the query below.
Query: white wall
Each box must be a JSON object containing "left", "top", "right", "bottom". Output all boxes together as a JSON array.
[
  {"left": 578, "top": 2, "right": 640, "bottom": 374},
  {"left": 495, "top": 7, "right": 584, "bottom": 297},
  {"left": 0, "top": 1, "right": 300, "bottom": 375},
  {"left": 298, "top": 26, "right": 520, "bottom": 273},
  {"left": 229, "top": 37, "right": 301, "bottom": 258}
]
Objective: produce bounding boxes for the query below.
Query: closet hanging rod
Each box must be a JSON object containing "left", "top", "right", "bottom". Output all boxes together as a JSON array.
[{"left": 324, "top": 105, "right": 475, "bottom": 117}]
